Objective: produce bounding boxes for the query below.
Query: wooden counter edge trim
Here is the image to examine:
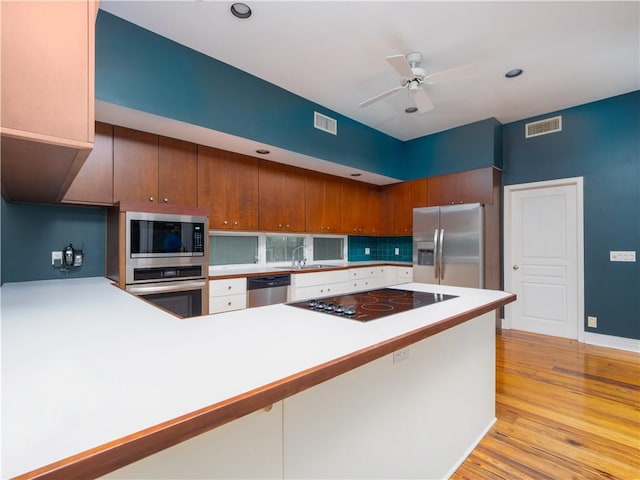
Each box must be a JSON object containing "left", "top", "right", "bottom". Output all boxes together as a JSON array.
[{"left": 12, "top": 293, "right": 516, "bottom": 480}]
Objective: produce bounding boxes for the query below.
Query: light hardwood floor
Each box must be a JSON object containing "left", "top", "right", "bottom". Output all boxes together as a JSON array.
[{"left": 452, "top": 329, "right": 640, "bottom": 480}]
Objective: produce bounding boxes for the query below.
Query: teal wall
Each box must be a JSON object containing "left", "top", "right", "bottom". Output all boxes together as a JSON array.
[
  {"left": 401, "top": 118, "right": 503, "bottom": 179},
  {"left": 1, "top": 199, "right": 106, "bottom": 283},
  {"left": 95, "top": 10, "right": 403, "bottom": 179},
  {"left": 502, "top": 91, "right": 640, "bottom": 340}
]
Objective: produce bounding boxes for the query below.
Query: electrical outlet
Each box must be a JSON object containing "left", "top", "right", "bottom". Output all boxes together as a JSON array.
[
  {"left": 609, "top": 251, "right": 636, "bottom": 262},
  {"left": 393, "top": 347, "right": 410, "bottom": 364},
  {"left": 51, "top": 251, "right": 62, "bottom": 267},
  {"left": 365, "top": 247, "right": 370, "bottom": 255},
  {"left": 394, "top": 247, "right": 400, "bottom": 255},
  {"left": 587, "top": 316, "right": 598, "bottom": 328}
]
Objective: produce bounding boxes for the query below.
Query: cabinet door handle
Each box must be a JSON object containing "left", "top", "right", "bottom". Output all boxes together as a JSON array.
[
  {"left": 148, "top": 196, "right": 154, "bottom": 202},
  {"left": 223, "top": 220, "right": 228, "bottom": 225},
  {"left": 163, "top": 198, "right": 169, "bottom": 203},
  {"left": 234, "top": 221, "right": 238, "bottom": 225}
]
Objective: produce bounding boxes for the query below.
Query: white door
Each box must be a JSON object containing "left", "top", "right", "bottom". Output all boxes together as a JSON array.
[{"left": 504, "top": 178, "right": 584, "bottom": 339}]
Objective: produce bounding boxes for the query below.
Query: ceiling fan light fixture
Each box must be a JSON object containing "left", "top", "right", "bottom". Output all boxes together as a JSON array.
[
  {"left": 505, "top": 68, "right": 523, "bottom": 78},
  {"left": 230, "top": 2, "right": 252, "bottom": 19}
]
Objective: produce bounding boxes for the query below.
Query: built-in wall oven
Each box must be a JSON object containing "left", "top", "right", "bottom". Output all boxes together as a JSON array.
[{"left": 107, "top": 205, "right": 209, "bottom": 318}]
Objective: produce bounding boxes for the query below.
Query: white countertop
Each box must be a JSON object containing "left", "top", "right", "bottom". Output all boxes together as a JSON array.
[
  {"left": 208, "top": 260, "right": 412, "bottom": 277},
  {"left": 1, "top": 276, "right": 512, "bottom": 479}
]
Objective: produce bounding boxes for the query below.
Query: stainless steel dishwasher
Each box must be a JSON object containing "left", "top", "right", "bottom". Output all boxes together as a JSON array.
[{"left": 247, "top": 274, "right": 291, "bottom": 307}]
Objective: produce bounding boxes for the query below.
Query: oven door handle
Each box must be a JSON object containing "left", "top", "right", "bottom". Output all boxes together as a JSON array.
[{"left": 127, "top": 280, "right": 206, "bottom": 295}]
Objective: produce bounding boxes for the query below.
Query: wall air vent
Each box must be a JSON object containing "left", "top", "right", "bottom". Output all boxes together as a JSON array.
[
  {"left": 314, "top": 112, "right": 337, "bottom": 135},
  {"left": 525, "top": 115, "right": 562, "bottom": 138}
]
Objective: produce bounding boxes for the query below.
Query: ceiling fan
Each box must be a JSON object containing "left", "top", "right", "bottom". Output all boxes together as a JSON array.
[{"left": 359, "top": 52, "right": 476, "bottom": 113}]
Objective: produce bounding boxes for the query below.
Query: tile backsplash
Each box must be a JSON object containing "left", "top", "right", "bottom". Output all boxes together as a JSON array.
[{"left": 348, "top": 236, "right": 412, "bottom": 262}]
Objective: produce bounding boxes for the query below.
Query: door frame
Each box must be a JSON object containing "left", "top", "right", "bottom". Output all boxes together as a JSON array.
[{"left": 503, "top": 176, "right": 585, "bottom": 342}]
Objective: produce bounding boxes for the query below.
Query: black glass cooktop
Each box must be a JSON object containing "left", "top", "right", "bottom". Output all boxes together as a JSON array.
[{"left": 287, "top": 288, "right": 458, "bottom": 322}]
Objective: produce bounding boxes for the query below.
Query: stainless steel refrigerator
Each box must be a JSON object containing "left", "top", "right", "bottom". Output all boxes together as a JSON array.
[{"left": 413, "top": 203, "right": 484, "bottom": 288}]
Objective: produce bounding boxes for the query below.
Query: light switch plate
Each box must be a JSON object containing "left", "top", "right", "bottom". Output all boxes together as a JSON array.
[
  {"left": 587, "top": 316, "right": 597, "bottom": 328},
  {"left": 365, "top": 247, "right": 370, "bottom": 255},
  {"left": 394, "top": 248, "right": 400, "bottom": 255},
  {"left": 609, "top": 251, "right": 636, "bottom": 262}
]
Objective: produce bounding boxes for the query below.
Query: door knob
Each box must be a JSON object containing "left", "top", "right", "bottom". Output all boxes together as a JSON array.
[{"left": 513, "top": 265, "right": 519, "bottom": 270}]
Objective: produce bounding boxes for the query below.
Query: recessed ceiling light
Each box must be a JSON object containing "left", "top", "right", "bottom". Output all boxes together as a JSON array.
[
  {"left": 405, "top": 107, "right": 418, "bottom": 114},
  {"left": 505, "top": 69, "right": 523, "bottom": 78},
  {"left": 350, "top": 173, "right": 362, "bottom": 177},
  {"left": 255, "top": 149, "right": 270, "bottom": 155},
  {"left": 230, "top": 3, "right": 252, "bottom": 19}
]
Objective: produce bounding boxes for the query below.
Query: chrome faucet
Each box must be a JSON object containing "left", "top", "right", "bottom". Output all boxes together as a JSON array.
[{"left": 291, "top": 245, "right": 307, "bottom": 269}]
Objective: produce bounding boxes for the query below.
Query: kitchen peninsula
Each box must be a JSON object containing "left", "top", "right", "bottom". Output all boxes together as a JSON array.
[{"left": 1, "top": 277, "right": 514, "bottom": 479}]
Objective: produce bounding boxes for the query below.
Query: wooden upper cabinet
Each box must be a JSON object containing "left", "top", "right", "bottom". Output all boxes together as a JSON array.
[
  {"left": 305, "top": 171, "right": 343, "bottom": 233},
  {"left": 0, "top": 0, "right": 98, "bottom": 203},
  {"left": 113, "top": 126, "right": 159, "bottom": 204},
  {"left": 113, "top": 126, "right": 198, "bottom": 206},
  {"left": 392, "top": 179, "right": 428, "bottom": 235},
  {"left": 427, "top": 167, "right": 496, "bottom": 206},
  {"left": 158, "top": 136, "right": 197, "bottom": 207},
  {"left": 62, "top": 122, "right": 114, "bottom": 205},
  {"left": 341, "top": 180, "right": 376, "bottom": 235},
  {"left": 0, "top": 0, "right": 96, "bottom": 146},
  {"left": 198, "top": 147, "right": 259, "bottom": 230},
  {"left": 368, "top": 187, "right": 383, "bottom": 236},
  {"left": 259, "top": 160, "right": 306, "bottom": 232},
  {"left": 378, "top": 185, "right": 395, "bottom": 236}
]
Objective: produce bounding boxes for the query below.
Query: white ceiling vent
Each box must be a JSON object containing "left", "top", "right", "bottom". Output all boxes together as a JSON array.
[
  {"left": 525, "top": 115, "right": 562, "bottom": 138},
  {"left": 314, "top": 112, "right": 337, "bottom": 135}
]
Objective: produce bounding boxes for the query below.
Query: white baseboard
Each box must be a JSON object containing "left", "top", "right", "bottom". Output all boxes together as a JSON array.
[
  {"left": 443, "top": 417, "right": 496, "bottom": 480},
  {"left": 583, "top": 331, "right": 640, "bottom": 353},
  {"left": 500, "top": 320, "right": 640, "bottom": 353}
]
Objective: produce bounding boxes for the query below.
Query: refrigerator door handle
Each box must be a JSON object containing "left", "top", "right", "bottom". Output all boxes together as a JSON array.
[
  {"left": 433, "top": 229, "right": 440, "bottom": 280},
  {"left": 439, "top": 228, "right": 445, "bottom": 280}
]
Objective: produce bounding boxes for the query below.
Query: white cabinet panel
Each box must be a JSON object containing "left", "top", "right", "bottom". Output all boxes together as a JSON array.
[
  {"left": 209, "top": 278, "right": 247, "bottom": 296},
  {"left": 291, "top": 282, "right": 352, "bottom": 301},
  {"left": 291, "top": 270, "right": 350, "bottom": 288},
  {"left": 102, "top": 403, "right": 283, "bottom": 479},
  {"left": 348, "top": 266, "right": 386, "bottom": 280},
  {"left": 283, "top": 313, "right": 495, "bottom": 479},
  {"left": 210, "top": 294, "right": 247, "bottom": 314},
  {"left": 397, "top": 267, "right": 413, "bottom": 284},
  {"left": 209, "top": 278, "right": 247, "bottom": 314}
]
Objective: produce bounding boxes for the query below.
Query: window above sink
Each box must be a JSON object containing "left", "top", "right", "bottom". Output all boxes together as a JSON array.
[{"left": 209, "top": 231, "right": 347, "bottom": 269}]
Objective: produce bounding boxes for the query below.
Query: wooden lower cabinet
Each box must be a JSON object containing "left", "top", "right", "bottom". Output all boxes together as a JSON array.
[
  {"left": 62, "top": 122, "right": 114, "bottom": 205},
  {"left": 198, "top": 147, "right": 259, "bottom": 230},
  {"left": 259, "top": 160, "right": 306, "bottom": 232}
]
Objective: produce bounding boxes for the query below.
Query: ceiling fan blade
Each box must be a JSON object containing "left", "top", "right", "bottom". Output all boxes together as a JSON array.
[
  {"left": 423, "top": 64, "right": 479, "bottom": 84},
  {"left": 359, "top": 85, "right": 405, "bottom": 108},
  {"left": 411, "top": 87, "right": 434, "bottom": 113},
  {"left": 386, "top": 54, "right": 414, "bottom": 78}
]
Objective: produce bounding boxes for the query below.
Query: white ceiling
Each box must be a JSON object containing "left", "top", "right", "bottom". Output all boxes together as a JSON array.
[{"left": 99, "top": 1, "right": 639, "bottom": 142}]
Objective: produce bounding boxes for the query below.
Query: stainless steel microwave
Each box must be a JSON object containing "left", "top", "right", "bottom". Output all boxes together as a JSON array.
[{"left": 125, "top": 211, "right": 208, "bottom": 285}]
